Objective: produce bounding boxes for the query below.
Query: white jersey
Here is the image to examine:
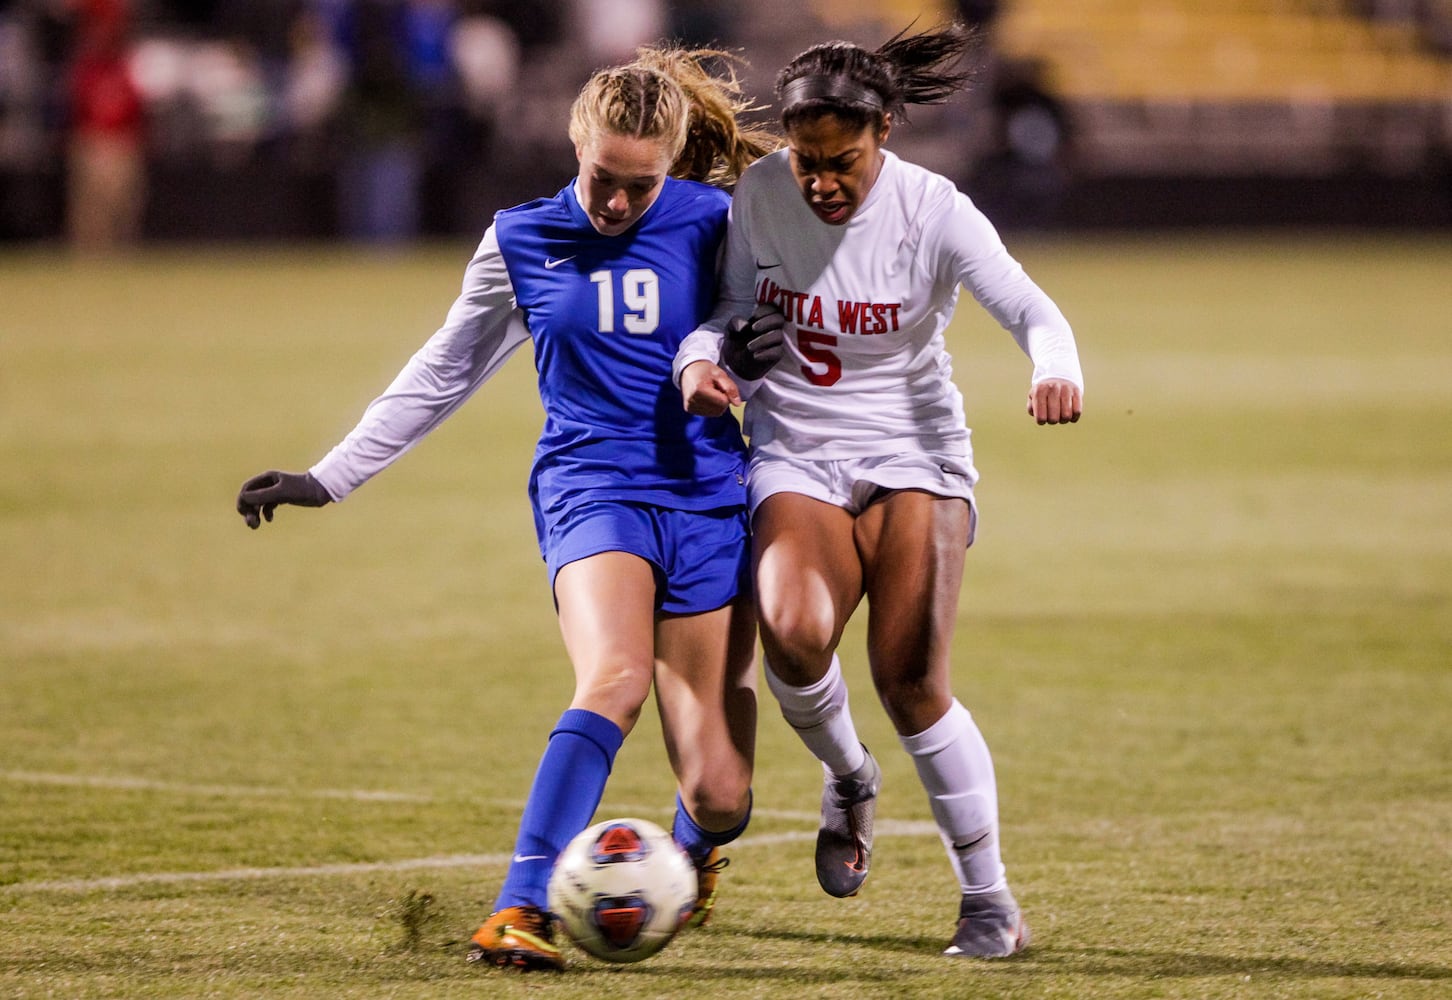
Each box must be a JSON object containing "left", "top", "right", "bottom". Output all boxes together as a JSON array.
[
  {"left": 675, "top": 148, "right": 1082, "bottom": 466},
  {"left": 309, "top": 226, "right": 530, "bottom": 501}
]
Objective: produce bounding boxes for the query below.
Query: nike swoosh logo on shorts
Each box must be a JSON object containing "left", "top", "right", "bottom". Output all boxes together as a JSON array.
[{"left": 544, "top": 256, "right": 575, "bottom": 269}]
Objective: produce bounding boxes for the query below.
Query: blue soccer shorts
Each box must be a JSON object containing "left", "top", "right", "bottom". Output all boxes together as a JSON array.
[{"left": 543, "top": 501, "right": 751, "bottom": 615}]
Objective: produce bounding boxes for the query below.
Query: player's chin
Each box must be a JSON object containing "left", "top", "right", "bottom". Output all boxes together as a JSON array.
[
  {"left": 593, "top": 214, "right": 635, "bottom": 236},
  {"left": 809, "top": 200, "right": 853, "bottom": 225}
]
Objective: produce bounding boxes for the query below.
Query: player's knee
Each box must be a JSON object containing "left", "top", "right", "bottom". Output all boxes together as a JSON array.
[
  {"left": 679, "top": 775, "right": 751, "bottom": 832},
  {"left": 571, "top": 660, "right": 653, "bottom": 732},
  {"left": 757, "top": 600, "right": 837, "bottom": 673}
]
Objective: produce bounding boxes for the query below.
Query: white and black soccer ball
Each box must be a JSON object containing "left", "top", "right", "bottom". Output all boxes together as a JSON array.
[{"left": 547, "top": 817, "right": 696, "bottom": 964}]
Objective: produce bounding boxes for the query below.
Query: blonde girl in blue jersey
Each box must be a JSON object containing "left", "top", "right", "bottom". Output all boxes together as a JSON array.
[{"left": 237, "top": 47, "right": 777, "bottom": 972}]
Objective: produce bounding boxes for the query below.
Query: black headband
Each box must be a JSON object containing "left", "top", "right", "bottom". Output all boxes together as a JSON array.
[{"left": 779, "top": 74, "right": 885, "bottom": 113}]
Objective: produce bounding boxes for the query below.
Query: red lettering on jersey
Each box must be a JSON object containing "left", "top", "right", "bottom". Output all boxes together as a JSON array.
[
  {"left": 807, "top": 296, "right": 824, "bottom": 328},
  {"left": 798, "top": 330, "right": 842, "bottom": 386},
  {"left": 759, "top": 285, "right": 900, "bottom": 336},
  {"left": 861, "top": 303, "right": 881, "bottom": 334},
  {"left": 835, "top": 299, "right": 903, "bottom": 335},
  {"left": 757, "top": 277, "right": 780, "bottom": 308},
  {"left": 872, "top": 302, "right": 894, "bottom": 334}
]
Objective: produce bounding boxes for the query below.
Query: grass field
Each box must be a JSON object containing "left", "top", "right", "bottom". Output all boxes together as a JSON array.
[{"left": 2, "top": 233, "right": 1449, "bottom": 999}]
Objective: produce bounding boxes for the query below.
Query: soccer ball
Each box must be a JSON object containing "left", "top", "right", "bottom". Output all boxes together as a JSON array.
[{"left": 547, "top": 817, "right": 696, "bottom": 964}]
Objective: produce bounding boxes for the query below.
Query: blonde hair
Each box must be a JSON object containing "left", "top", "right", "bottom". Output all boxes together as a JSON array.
[{"left": 569, "top": 46, "right": 779, "bottom": 188}]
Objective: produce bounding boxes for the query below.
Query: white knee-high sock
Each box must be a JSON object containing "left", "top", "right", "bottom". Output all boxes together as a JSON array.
[
  {"left": 764, "top": 654, "right": 868, "bottom": 778},
  {"left": 899, "top": 698, "right": 1007, "bottom": 895}
]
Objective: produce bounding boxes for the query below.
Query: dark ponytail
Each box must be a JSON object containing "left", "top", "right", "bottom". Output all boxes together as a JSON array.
[{"left": 776, "top": 22, "right": 976, "bottom": 131}]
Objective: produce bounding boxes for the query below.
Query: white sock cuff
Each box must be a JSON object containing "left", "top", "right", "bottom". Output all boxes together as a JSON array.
[
  {"left": 899, "top": 698, "right": 973, "bottom": 757},
  {"left": 764, "top": 653, "right": 847, "bottom": 729}
]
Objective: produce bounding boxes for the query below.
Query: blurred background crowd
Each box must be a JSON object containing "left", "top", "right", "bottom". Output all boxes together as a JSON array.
[{"left": 2, "top": 0, "right": 1450, "bottom": 251}]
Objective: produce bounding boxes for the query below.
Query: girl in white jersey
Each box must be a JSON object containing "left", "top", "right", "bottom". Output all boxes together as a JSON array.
[{"left": 676, "top": 24, "right": 1083, "bottom": 959}]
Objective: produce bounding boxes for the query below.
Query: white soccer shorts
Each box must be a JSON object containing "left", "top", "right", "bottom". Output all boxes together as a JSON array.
[{"left": 747, "top": 449, "right": 979, "bottom": 544}]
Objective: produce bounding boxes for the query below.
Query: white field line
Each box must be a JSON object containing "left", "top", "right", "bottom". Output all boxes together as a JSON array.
[
  {"left": 2, "top": 770, "right": 433, "bottom": 803},
  {"left": 3, "top": 822, "right": 940, "bottom": 896},
  {"left": 1, "top": 770, "right": 826, "bottom": 820}
]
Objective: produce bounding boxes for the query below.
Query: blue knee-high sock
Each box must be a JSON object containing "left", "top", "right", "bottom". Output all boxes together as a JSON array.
[
  {"left": 672, "top": 790, "right": 752, "bottom": 865},
  {"left": 493, "top": 709, "right": 624, "bottom": 911}
]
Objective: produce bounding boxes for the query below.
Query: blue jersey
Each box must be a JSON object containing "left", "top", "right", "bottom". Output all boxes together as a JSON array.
[
  {"left": 308, "top": 178, "right": 748, "bottom": 558},
  {"left": 494, "top": 178, "right": 748, "bottom": 532}
]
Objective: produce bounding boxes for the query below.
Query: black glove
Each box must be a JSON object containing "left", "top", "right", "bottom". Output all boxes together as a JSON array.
[
  {"left": 721, "top": 302, "right": 788, "bottom": 381},
  {"left": 237, "top": 470, "right": 332, "bottom": 529}
]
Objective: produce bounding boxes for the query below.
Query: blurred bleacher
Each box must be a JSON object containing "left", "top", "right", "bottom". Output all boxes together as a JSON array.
[
  {"left": 2, "top": 0, "right": 1450, "bottom": 245},
  {"left": 994, "top": 0, "right": 1452, "bottom": 176},
  {"left": 807, "top": 1, "right": 1452, "bottom": 226}
]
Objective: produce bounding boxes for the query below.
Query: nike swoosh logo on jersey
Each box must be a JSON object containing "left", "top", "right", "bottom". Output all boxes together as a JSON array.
[
  {"left": 755, "top": 259, "right": 781, "bottom": 269},
  {"left": 513, "top": 853, "right": 548, "bottom": 863},
  {"left": 544, "top": 256, "right": 576, "bottom": 269}
]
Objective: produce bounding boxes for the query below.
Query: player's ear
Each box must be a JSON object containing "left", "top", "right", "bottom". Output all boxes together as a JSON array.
[{"left": 877, "top": 112, "right": 893, "bottom": 145}]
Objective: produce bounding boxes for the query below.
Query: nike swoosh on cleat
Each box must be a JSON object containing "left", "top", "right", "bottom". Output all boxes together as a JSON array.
[
  {"left": 500, "top": 926, "right": 560, "bottom": 956},
  {"left": 544, "top": 256, "right": 576, "bottom": 269}
]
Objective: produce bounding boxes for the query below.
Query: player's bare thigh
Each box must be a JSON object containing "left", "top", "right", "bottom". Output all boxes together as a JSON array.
[
  {"left": 554, "top": 550, "right": 659, "bottom": 735},
  {"left": 751, "top": 491, "right": 864, "bottom": 687},
  {"left": 854, "top": 489, "right": 970, "bottom": 734},
  {"left": 653, "top": 598, "right": 758, "bottom": 829}
]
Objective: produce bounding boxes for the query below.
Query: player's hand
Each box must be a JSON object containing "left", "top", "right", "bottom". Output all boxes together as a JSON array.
[
  {"left": 681, "top": 360, "right": 742, "bottom": 418},
  {"left": 721, "top": 302, "right": 788, "bottom": 381},
  {"left": 1027, "top": 378, "right": 1082, "bottom": 425},
  {"left": 236, "top": 470, "right": 332, "bottom": 529}
]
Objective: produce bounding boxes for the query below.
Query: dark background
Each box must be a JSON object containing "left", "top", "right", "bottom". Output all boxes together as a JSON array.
[{"left": 3, "top": 0, "right": 1450, "bottom": 247}]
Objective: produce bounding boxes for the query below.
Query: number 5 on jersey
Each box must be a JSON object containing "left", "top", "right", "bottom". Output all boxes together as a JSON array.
[
  {"left": 591, "top": 269, "right": 659, "bottom": 335},
  {"left": 798, "top": 330, "right": 842, "bottom": 386}
]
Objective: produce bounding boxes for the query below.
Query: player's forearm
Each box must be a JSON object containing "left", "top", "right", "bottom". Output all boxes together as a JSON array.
[
  {"left": 1024, "top": 320, "right": 1083, "bottom": 391},
  {"left": 311, "top": 229, "right": 528, "bottom": 499},
  {"left": 309, "top": 346, "right": 477, "bottom": 499},
  {"left": 310, "top": 309, "right": 527, "bottom": 499},
  {"left": 673, "top": 327, "right": 726, "bottom": 387}
]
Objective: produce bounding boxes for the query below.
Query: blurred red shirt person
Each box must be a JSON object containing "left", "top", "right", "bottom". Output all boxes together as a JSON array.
[{"left": 67, "top": 0, "right": 146, "bottom": 250}]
